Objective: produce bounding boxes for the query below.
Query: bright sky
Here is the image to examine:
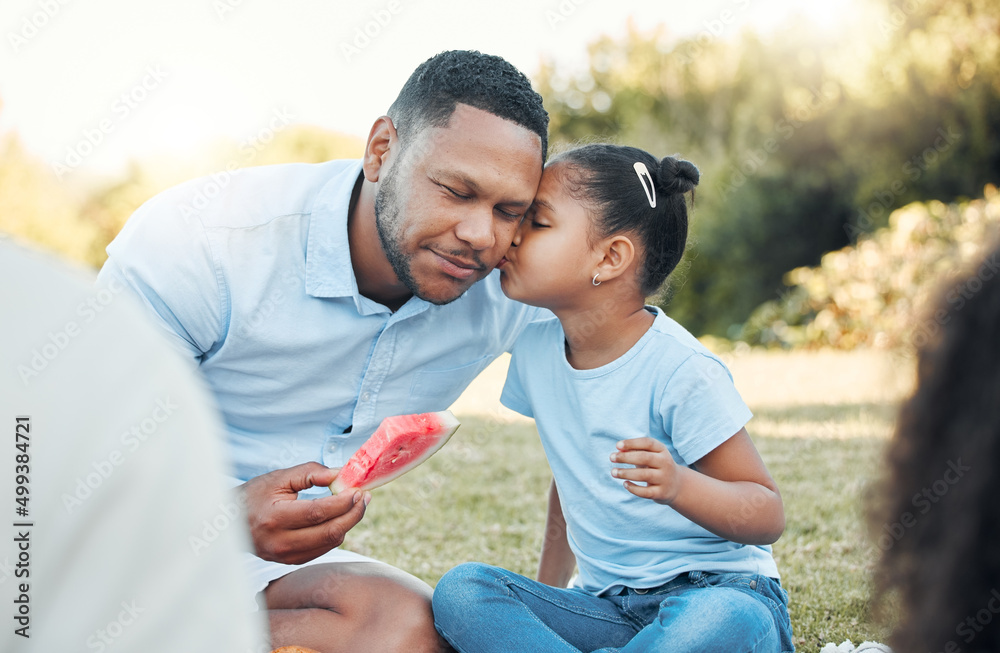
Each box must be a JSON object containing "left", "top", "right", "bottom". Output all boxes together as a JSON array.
[{"left": 0, "top": 0, "right": 860, "bottom": 178}]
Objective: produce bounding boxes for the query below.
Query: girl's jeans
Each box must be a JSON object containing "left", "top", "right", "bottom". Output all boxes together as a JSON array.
[{"left": 433, "top": 563, "right": 795, "bottom": 653}]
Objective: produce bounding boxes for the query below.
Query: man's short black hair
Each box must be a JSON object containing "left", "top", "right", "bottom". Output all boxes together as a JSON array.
[{"left": 388, "top": 50, "right": 549, "bottom": 161}]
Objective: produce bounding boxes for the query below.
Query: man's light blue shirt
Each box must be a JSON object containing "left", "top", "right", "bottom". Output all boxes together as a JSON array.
[
  {"left": 501, "top": 307, "right": 779, "bottom": 596},
  {"left": 98, "top": 159, "right": 542, "bottom": 489}
]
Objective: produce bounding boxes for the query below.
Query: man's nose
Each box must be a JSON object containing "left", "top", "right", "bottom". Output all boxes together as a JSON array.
[{"left": 454, "top": 205, "right": 496, "bottom": 251}]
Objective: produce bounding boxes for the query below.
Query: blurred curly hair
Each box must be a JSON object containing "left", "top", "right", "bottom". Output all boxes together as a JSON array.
[{"left": 871, "top": 240, "right": 1000, "bottom": 653}]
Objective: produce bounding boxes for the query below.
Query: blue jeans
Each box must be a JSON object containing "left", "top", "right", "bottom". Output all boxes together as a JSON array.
[{"left": 433, "top": 563, "right": 795, "bottom": 653}]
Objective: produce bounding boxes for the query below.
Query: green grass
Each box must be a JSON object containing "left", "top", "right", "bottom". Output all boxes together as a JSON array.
[
  {"left": 753, "top": 403, "right": 895, "bottom": 649},
  {"left": 342, "top": 402, "right": 896, "bottom": 651}
]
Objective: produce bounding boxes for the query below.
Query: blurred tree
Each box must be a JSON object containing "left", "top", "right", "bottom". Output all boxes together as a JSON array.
[
  {"left": 78, "top": 163, "right": 162, "bottom": 268},
  {"left": 843, "top": 0, "right": 1000, "bottom": 228},
  {"left": 0, "top": 94, "right": 97, "bottom": 264},
  {"left": 251, "top": 124, "right": 364, "bottom": 166},
  {"left": 79, "top": 125, "right": 365, "bottom": 267},
  {"left": 738, "top": 185, "right": 999, "bottom": 351},
  {"left": 538, "top": 3, "right": 1000, "bottom": 336}
]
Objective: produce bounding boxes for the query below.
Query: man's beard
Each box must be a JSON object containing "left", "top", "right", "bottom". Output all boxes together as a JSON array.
[
  {"left": 374, "top": 160, "right": 422, "bottom": 299},
  {"left": 374, "top": 159, "right": 467, "bottom": 306}
]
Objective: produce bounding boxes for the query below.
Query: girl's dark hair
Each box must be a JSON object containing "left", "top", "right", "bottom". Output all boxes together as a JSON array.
[
  {"left": 871, "top": 241, "right": 1000, "bottom": 653},
  {"left": 551, "top": 143, "right": 699, "bottom": 296}
]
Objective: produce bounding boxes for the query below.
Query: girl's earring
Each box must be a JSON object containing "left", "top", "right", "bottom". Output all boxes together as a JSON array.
[{"left": 592, "top": 273, "right": 601, "bottom": 287}]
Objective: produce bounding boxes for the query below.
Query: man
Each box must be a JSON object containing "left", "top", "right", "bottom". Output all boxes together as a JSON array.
[{"left": 98, "top": 50, "right": 549, "bottom": 652}]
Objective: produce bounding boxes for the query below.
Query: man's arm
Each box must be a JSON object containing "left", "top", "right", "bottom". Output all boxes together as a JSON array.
[
  {"left": 97, "top": 189, "right": 226, "bottom": 364},
  {"left": 97, "top": 258, "right": 209, "bottom": 365}
]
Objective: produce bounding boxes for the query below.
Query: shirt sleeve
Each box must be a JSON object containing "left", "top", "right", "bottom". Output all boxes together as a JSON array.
[
  {"left": 97, "top": 186, "right": 228, "bottom": 365},
  {"left": 499, "top": 336, "right": 534, "bottom": 419},
  {"left": 658, "top": 353, "right": 753, "bottom": 465}
]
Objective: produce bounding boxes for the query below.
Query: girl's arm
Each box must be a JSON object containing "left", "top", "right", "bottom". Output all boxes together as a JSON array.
[
  {"left": 537, "top": 480, "right": 576, "bottom": 587},
  {"left": 611, "top": 427, "right": 785, "bottom": 545}
]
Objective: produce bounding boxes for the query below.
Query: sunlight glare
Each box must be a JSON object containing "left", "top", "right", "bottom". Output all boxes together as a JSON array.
[{"left": 745, "top": 0, "right": 861, "bottom": 35}]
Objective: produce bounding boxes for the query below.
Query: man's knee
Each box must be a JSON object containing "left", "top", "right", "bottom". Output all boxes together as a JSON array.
[
  {"left": 284, "top": 561, "right": 432, "bottom": 612},
  {"left": 371, "top": 589, "right": 441, "bottom": 653},
  {"left": 270, "top": 563, "right": 446, "bottom": 653},
  {"left": 353, "top": 575, "right": 445, "bottom": 653}
]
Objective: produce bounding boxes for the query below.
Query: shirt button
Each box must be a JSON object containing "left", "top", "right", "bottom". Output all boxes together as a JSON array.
[
  {"left": 360, "top": 392, "right": 371, "bottom": 402},
  {"left": 326, "top": 442, "right": 338, "bottom": 453}
]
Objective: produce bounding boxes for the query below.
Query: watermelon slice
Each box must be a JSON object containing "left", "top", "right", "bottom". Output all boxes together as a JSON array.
[{"left": 329, "top": 410, "right": 461, "bottom": 494}]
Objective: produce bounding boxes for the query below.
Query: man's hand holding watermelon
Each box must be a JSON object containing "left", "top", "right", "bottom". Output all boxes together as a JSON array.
[{"left": 241, "top": 463, "right": 370, "bottom": 565}]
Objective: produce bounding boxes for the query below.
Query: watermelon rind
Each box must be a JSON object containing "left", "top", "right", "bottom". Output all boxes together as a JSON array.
[{"left": 329, "top": 410, "right": 460, "bottom": 494}]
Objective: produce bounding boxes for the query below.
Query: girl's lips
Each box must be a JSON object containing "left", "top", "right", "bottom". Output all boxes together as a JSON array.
[{"left": 496, "top": 256, "right": 509, "bottom": 269}]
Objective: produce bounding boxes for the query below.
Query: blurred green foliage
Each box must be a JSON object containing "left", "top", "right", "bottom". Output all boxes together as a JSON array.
[
  {"left": 75, "top": 125, "right": 364, "bottom": 268},
  {"left": 3, "top": 0, "right": 998, "bottom": 342},
  {"left": 738, "top": 185, "right": 1000, "bottom": 350},
  {"left": 0, "top": 126, "right": 94, "bottom": 262},
  {"left": 0, "top": 113, "right": 363, "bottom": 268},
  {"left": 538, "top": 0, "right": 1000, "bottom": 336}
]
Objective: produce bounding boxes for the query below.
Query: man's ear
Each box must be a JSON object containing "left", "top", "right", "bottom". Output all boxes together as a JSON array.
[{"left": 363, "top": 116, "right": 398, "bottom": 182}]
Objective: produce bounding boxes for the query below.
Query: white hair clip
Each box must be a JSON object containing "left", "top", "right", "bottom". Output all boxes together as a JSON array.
[{"left": 633, "top": 162, "right": 656, "bottom": 209}]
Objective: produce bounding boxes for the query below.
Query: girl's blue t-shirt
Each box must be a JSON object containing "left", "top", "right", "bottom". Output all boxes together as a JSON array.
[{"left": 500, "top": 306, "right": 779, "bottom": 596}]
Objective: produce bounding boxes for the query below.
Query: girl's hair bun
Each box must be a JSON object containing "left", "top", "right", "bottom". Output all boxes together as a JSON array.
[{"left": 657, "top": 156, "right": 700, "bottom": 195}]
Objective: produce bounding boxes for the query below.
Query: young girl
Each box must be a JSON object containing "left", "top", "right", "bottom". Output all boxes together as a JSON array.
[{"left": 432, "top": 144, "right": 794, "bottom": 653}]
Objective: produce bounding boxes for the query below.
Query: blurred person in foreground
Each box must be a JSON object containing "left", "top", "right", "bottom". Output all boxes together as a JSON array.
[
  {"left": 1, "top": 236, "right": 268, "bottom": 652},
  {"left": 872, "top": 239, "right": 1000, "bottom": 653}
]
